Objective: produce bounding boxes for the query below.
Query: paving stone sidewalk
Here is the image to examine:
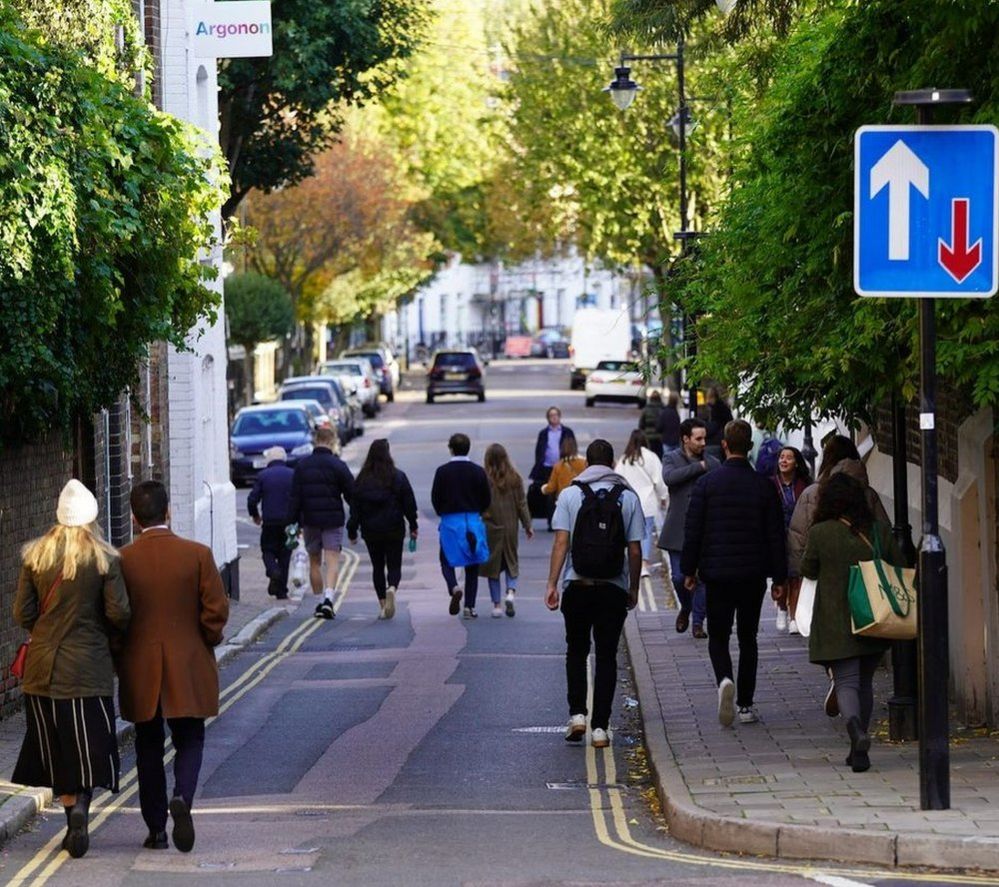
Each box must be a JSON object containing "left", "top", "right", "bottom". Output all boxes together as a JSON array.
[
  {"left": 0, "top": 543, "right": 294, "bottom": 846},
  {"left": 625, "top": 583, "right": 999, "bottom": 873}
]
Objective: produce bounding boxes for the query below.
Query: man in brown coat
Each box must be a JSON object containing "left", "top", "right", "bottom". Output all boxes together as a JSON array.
[{"left": 119, "top": 480, "right": 229, "bottom": 853}]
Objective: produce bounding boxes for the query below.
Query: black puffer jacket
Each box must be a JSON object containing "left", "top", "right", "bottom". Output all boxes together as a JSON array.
[
  {"left": 680, "top": 457, "right": 787, "bottom": 584},
  {"left": 346, "top": 469, "right": 418, "bottom": 540},
  {"left": 286, "top": 447, "right": 354, "bottom": 529}
]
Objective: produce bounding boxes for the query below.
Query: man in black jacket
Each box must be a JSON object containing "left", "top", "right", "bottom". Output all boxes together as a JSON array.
[
  {"left": 287, "top": 427, "right": 355, "bottom": 619},
  {"left": 248, "top": 446, "right": 295, "bottom": 599},
  {"left": 529, "top": 407, "right": 576, "bottom": 530},
  {"left": 431, "top": 433, "right": 491, "bottom": 617},
  {"left": 681, "top": 419, "right": 786, "bottom": 727}
]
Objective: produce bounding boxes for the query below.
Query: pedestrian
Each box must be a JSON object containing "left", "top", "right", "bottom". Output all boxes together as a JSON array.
[
  {"left": 346, "top": 439, "right": 418, "bottom": 620},
  {"left": 529, "top": 406, "right": 576, "bottom": 530},
  {"left": 657, "top": 391, "right": 682, "bottom": 455},
  {"left": 118, "top": 480, "right": 229, "bottom": 853},
  {"left": 658, "top": 418, "right": 718, "bottom": 639},
  {"left": 639, "top": 390, "right": 664, "bottom": 456},
  {"left": 431, "top": 433, "right": 491, "bottom": 618},
  {"left": 703, "top": 386, "right": 734, "bottom": 461},
  {"left": 481, "top": 443, "right": 534, "bottom": 618},
  {"left": 800, "top": 473, "right": 903, "bottom": 772},
  {"left": 681, "top": 420, "right": 787, "bottom": 727},
  {"left": 770, "top": 446, "right": 812, "bottom": 633},
  {"left": 11, "top": 480, "right": 131, "bottom": 859},
  {"left": 247, "top": 445, "right": 294, "bottom": 599},
  {"left": 286, "top": 425, "right": 355, "bottom": 620},
  {"left": 540, "top": 435, "right": 587, "bottom": 500},
  {"left": 615, "top": 430, "right": 668, "bottom": 578},
  {"left": 545, "top": 439, "right": 643, "bottom": 748}
]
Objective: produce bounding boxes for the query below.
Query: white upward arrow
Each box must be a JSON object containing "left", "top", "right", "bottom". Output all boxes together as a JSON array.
[{"left": 870, "top": 139, "right": 930, "bottom": 261}]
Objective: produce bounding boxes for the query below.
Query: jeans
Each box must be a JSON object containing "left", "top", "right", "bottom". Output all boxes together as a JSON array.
[
  {"left": 487, "top": 573, "right": 518, "bottom": 604},
  {"left": 135, "top": 712, "right": 205, "bottom": 833},
  {"left": 704, "top": 578, "right": 767, "bottom": 708},
  {"left": 440, "top": 546, "right": 480, "bottom": 608},
  {"left": 561, "top": 582, "right": 629, "bottom": 730},
  {"left": 641, "top": 515, "right": 656, "bottom": 562},
  {"left": 364, "top": 536, "right": 403, "bottom": 599},
  {"left": 668, "top": 550, "right": 706, "bottom": 627},
  {"left": 830, "top": 653, "right": 883, "bottom": 730},
  {"left": 260, "top": 524, "right": 292, "bottom": 596}
]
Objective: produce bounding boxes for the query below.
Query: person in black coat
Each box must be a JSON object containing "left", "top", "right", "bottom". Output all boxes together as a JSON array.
[
  {"left": 431, "top": 433, "right": 491, "bottom": 616},
  {"left": 703, "top": 386, "right": 734, "bottom": 461},
  {"left": 681, "top": 419, "right": 787, "bottom": 728},
  {"left": 346, "top": 439, "right": 418, "bottom": 620},
  {"left": 529, "top": 407, "right": 576, "bottom": 529},
  {"left": 248, "top": 446, "right": 295, "bottom": 599},
  {"left": 656, "top": 392, "right": 682, "bottom": 454},
  {"left": 286, "top": 426, "right": 355, "bottom": 619}
]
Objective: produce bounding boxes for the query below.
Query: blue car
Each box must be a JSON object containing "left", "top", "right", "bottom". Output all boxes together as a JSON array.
[{"left": 229, "top": 403, "right": 316, "bottom": 486}]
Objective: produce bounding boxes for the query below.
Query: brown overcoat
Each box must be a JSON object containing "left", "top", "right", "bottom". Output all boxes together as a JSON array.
[
  {"left": 482, "top": 480, "right": 532, "bottom": 579},
  {"left": 118, "top": 528, "right": 229, "bottom": 722}
]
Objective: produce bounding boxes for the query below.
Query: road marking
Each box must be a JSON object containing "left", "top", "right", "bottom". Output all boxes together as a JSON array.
[
  {"left": 805, "top": 875, "right": 875, "bottom": 887},
  {"left": 8, "top": 551, "right": 359, "bottom": 887}
]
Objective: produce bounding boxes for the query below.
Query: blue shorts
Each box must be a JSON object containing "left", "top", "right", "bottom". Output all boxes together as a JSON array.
[{"left": 303, "top": 526, "right": 344, "bottom": 555}]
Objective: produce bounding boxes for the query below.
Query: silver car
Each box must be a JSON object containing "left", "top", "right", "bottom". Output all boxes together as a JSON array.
[{"left": 319, "top": 358, "right": 380, "bottom": 417}]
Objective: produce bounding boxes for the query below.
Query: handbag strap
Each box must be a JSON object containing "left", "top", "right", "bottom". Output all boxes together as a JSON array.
[
  {"left": 843, "top": 520, "right": 914, "bottom": 618},
  {"left": 39, "top": 571, "right": 64, "bottom": 616}
]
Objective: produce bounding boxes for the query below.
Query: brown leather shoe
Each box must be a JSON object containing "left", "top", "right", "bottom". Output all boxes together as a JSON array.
[
  {"left": 692, "top": 625, "right": 707, "bottom": 639},
  {"left": 675, "top": 611, "right": 690, "bottom": 634}
]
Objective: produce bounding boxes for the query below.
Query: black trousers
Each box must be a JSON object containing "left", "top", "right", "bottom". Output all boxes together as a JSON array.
[
  {"left": 705, "top": 578, "right": 767, "bottom": 708},
  {"left": 364, "top": 536, "right": 403, "bottom": 599},
  {"left": 561, "top": 583, "right": 628, "bottom": 730},
  {"left": 439, "top": 547, "right": 479, "bottom": 608},
  {"left": 260, "top": 523, "right": 291, "bottom": 596},
  {"left": 135, "top": 711, "right": 206, "bottom": 833}
]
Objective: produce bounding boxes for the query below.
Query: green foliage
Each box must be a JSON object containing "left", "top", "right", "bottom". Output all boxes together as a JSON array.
[
  {"left": 671, "top": 0, "right": 999, "bottom": 428},
  {"left": 224, "top": 273, "right": 294, "bottom": 348},
  {"left": 608, "top": 0, "right": 808, "bottom": 42},
  {"left": 218, "top": 0, "right": 432, "bottom": 219},
  {"left": 0, "top": 8, "right": 225, "bottom": 445}
]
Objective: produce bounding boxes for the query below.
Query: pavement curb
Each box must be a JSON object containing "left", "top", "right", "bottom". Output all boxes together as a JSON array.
[{"left": 623, "top": 614, "right": 999, "bottom": 873}]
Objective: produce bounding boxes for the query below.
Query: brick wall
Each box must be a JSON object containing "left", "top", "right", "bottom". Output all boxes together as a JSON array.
[{"left": 0, "top": 435, "right": 74, "bottom": 716}]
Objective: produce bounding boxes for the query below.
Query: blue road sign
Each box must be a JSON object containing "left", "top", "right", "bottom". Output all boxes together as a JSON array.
[{"left": 854, "top": 125, "right": 998, "bottom": 298}]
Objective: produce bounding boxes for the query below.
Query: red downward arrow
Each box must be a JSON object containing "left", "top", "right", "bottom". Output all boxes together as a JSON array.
[{"left": 938, "top": 198, "right": 982, "bottom": 284}]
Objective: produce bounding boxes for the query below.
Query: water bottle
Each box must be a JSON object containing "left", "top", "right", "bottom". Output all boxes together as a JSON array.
[{"left": 408, "top": 536, "right": 417, "bottom": 553}]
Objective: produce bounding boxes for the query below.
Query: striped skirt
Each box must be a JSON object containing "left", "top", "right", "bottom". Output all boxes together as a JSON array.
[{"left": 12, "top": 695, "right": 120, "bottom": 795}]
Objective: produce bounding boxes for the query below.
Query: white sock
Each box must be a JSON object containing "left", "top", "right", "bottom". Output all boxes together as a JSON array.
[{"left": 323, "top": 588, "right": 335, "bottom": 602}]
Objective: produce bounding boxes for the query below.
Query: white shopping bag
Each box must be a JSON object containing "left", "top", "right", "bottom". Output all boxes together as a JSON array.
[
  {"left": 796, "top": 577, "right": 817, "bottom": 638},
  {"left": 289, "top": 539, "right": 309, "bottom": 588}
]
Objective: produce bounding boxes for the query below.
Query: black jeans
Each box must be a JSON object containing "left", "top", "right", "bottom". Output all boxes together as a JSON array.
[
  {"left": 705, "top": 578, "right": 767, "bottom": 708},
  {"left": 561, "top": 582, "right": 629, "bottom": 730},
  {"left": 260, "top": 523, "right": 291, "bottom": 596},
  {"left": 439, "top": 547, "right": 479, "bottom": 607},
  {"left": 135, "top": 711, "right": 205, "bottom": 833},
  {"left": 364, "top": 536, "right": 403, "bottom": 599},
  {"left": 830, "top": 652, "right": 883, "bottom": 730}
]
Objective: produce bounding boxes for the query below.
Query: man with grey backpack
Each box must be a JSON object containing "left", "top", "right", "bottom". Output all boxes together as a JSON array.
[{"left": 545, "top": 439, "right": 644, "bottom": 749}]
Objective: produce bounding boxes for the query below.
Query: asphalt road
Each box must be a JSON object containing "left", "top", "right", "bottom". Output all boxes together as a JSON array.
[{"left": 0, "top": 361, "right": 961, "bottom": 886}]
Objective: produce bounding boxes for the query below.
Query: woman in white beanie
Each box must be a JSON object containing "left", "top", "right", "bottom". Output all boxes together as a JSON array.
[{"left": 11, "top": 479, "right": 131, "bottom": 859}]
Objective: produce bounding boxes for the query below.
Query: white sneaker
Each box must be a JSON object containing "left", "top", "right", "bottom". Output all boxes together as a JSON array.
[
  {"left": 384, "top": 586, "right": 396, "bottom": 619},
  {"left": 591, "top": 727, "right": 610, "bottom": 748},
  {"left": 775, "top": 609, "right": 788, "bottom": 632},
  {"left": 717, "top": 677, "right": 736, "bottom": 727},
  {"left": 463, "top": 607, "right": 477, "bottom": 619},
  {"left": 504, "top": 591, "right": 515, "bottom": 617},
  {"left": 377, "top": 602, "right": 387, "bottom": 620},
  {"left": 640, "top": 565, "right": 651, "bottom": 578},
  {"left": 738, "top": 706, "right": 759, "bottom": 724},
  {"left": 492, "top": 604, "right": 503, "bottom": 618},
  {"left": 564, "top": 714, "right": 586, "bottom": 742},
  {"left": 788, "top": 619, "right": 800, "bottom": 635}
]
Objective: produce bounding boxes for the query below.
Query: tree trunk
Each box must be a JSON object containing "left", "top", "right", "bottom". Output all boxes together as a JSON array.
[{"left": 243, "top": 345, "right": 255, "bottom": 406}]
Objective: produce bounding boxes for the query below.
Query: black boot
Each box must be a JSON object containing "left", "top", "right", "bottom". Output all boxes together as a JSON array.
[
  {"left": 61, "top": 806, "right": 73, "bottom": 852},
  {"left": 846, "top": 717, "right": 871, "bottom": 772},
  {"left": 66, "top": 790, "right": 91, "bottom": 858}
]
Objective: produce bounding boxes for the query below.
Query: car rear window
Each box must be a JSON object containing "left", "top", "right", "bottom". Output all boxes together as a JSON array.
[
  {"left": 596, "top": 361, "right": 639, "bottom": 373},
  {"left": 281, "top": 386, "right": 337, "bottom": 406},
  {"left": 433, "top": 352, "right": 476, "bottom": 370},
  {"left": 232, "top": 409, "right": 308, "bottom": 435},
  {"left": 323, "top": 363, "right": 363, "bottom": 375},
  {"left": 347, "top": 351, "right": 383, "bottom": 369}
]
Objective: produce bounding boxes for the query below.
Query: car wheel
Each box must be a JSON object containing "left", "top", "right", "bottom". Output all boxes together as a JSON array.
[
  {"left": 585, "top": 397, "right": 595, "bottom": 407},
  {"left": 426, "top": 393, "right": 434, "bottom": 404},
  {"left": 477, "top": 392, "right": 485, "bottom": 403},
  {"left": 387, "top": 390, "right": 395, "bottom": 403}
]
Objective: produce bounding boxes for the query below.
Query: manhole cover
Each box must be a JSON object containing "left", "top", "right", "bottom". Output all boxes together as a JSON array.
[{"left": 702, "top": 775, "right": 769, "bottom": 786}]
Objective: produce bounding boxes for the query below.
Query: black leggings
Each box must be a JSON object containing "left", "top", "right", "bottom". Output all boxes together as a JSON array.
[
  {"left": 830, "top": 653, "right": 883, "bottom": 730},
  {"left": 364, "top": 536, "right": 403, "bottom": 599}
]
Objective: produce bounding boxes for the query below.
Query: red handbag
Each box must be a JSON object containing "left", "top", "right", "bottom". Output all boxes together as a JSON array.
[{"left": 10, "top": 572, "right": 63, "bottom": 680}]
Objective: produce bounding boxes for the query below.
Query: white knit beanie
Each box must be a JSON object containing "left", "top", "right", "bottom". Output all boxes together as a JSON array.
[{"left": 56, "top": 479, "right": 99, "bottom": 527}]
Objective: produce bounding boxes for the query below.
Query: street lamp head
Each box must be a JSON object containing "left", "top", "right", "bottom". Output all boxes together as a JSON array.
[
  {"left": 715, "top": 0, "right": 738, "bottom": 13},
  {"left": 668, "top": 107, "right": 696, "bottom": 142},
  {"left": 604, "top": 66, "right": 640, "bottom": 111}
]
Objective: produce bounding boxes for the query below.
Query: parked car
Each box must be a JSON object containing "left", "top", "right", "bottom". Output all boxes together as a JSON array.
[
  {"left": 319, "top": 358, "right": 380, "bottom": 417},
  {"left": 295, "top": 398, "right": 334, "bottom": 430},
  {"left": 584, "top": 359, "right": 647, "bottom": 408},
  {"left": 340, "top": 345, "right": 397, "bottom": 402},
  {"left": 531, "top": 328, "right": 570, "bottom": 358},
  {"left": 426, "top": 349, "right": 486, "bottom": 403},
  {"left": 229, "top": 403, "right": 315, "bottom": 486},
  {"left": 570, "top": 307, "right": 632, "bottom": 390},
  {"left": 279, "top": 376, "right": 363, "bottom": 445}
]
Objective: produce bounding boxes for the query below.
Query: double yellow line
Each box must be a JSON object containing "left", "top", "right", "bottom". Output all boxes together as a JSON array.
[{"left": 8, "top": 550, "right": 359, "bottom": 886}]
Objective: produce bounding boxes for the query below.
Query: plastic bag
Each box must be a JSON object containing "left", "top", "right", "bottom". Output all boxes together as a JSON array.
[{"left": 289, "top": 538, "right": 309, "bottom": 588}]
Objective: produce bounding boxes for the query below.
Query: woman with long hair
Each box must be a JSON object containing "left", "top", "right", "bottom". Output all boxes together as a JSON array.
[
  {"left": 12, "top": 480, "right": 131, "bottom": 858},
  {"left": 801, "top": 473, "right": 902, "bottom": 772},
  {"left": 540, "top": 435, "right": 586, "bottom": 500},
  {"left": 614, "top": 430, "right": 668, "bottom": 577},
  {"left": 346, "top": 439, "right": 418, "bottom": 619},
  {"left": 771, "top": 446, "right": 812, "bottom": 633},
  {"left": 482, "top": 444, "right": 533, "bottom": 617}
]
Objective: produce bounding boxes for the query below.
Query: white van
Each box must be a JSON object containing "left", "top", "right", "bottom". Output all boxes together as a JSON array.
[{"left": 569, "top": 307, "right": 632, "bottom": 390}]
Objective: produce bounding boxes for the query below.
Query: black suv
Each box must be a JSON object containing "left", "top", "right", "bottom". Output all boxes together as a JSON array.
[{"left": 426, "top": 350, "right": 486, "bottom": 403}]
